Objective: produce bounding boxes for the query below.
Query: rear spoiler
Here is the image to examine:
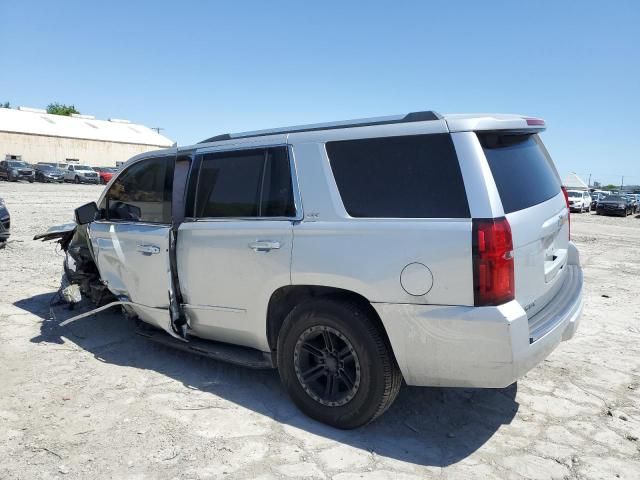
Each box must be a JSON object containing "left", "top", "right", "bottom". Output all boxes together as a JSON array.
[{"left": 445, "top": 115, "right": 546, "bottom": 133}]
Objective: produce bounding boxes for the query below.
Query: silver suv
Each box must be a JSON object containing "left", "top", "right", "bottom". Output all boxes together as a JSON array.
[
  {"left": 64, "top": 164, "right": 99, "bottom": 184},
  {"left": 51, "top": 111, "right": 583, "bottom": 428}
]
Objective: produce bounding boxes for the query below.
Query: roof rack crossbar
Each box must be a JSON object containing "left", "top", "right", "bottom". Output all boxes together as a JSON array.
[{"left": 198, "top": 110, "right": 441, "bottom": 144}]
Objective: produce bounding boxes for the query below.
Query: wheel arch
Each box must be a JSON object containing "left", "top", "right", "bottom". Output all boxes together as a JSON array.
[{"left": 266, "top": 285, "right": 396, "bottom": 364}]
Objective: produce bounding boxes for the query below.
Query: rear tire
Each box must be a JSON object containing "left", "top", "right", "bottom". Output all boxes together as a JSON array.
[
  {"left": 277, "top": 298, "right": 402, "bottom": 429},
  {"left": 74, "top": 175, "right": 80, "bottom": 184}
]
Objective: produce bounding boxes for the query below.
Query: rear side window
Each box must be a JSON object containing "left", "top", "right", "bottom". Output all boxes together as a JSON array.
[
  {"left": 195, "top": 147, "right": 295, "bottom": 218},
  {"left": 105, "top": 156, "right": 174, "bottom": 223},
  {"left": 479, "top": 133, "right": 561, "bottom": 214},
  {"left": 326, "top": 134, "right": 469, "bottom": 218}
]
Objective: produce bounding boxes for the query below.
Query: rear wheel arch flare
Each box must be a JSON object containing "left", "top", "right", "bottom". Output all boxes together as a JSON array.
[{"left": 266, "top": 285, "right": 395, "bottom": 361}]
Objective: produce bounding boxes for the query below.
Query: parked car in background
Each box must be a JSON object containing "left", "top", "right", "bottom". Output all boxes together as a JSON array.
[
  {"left": 93, "top": 167, "right": 118, "bottom": 184},
  {"left": 0, "top": 160, "right": 35, "bottom": 182},
  {"left": 35, "top": 164, "right": 65, "bottom": 183},
  {"left": 596, "top": 195, "right": 632, "bottom": 216},
  {"left": 39, "top": 161, "right": 70, "bottom": 170},
  {"left": 64, "top": 164, "right": 100, "bottom": 184},
  {"left": 625, "top": 195, "right": 639, "bottom": 214},
  {"left": 0, "top": 197, "right": 9, "bottom": 246},
  {"left": 41, "top": 111, "right": 583, "bottom": 428},
  {"left": 590, "top": 192, "right": 608, "bottom": 210},
  {"left": 567, "top": 190, "right": 592, "bottom": 212}
]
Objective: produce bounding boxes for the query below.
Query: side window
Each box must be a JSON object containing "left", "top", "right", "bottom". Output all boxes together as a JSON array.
[
  {"left": 194, "top": 147, "right": 295, "bottom": 218},
  {"left": 326, "top": 134, "right": 470, "bottom": 218},
  {"left": 68, "top": 165, "right": 74, "bottom": 171},
  {"left": 261, "top": 147, "right": 295, "bottom": 217},
  {"left": 105, "top": 156, "right": 174, "bottom": 223}
]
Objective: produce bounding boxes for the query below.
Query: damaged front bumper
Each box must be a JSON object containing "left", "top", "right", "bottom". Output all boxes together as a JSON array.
[{"left": 35, "top": 223, "right": 115, "bottom": 306}]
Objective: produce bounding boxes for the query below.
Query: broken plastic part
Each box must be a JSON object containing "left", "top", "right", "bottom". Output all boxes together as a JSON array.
[{"left": 61, "top": 284, "right": 82, "bottom": 304}]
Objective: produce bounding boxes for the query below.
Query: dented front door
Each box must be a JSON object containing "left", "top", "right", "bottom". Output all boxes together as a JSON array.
[{"left": 88, "top": 155, "right": 176, "bottom": 335}]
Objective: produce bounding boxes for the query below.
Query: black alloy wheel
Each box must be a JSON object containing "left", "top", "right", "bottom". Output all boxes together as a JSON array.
[
  {"left": 294, "top": 325, "right": 361, "bottom": 407},
  {"left": 277, "top": 298, "right": 403, "bottom": 429}
]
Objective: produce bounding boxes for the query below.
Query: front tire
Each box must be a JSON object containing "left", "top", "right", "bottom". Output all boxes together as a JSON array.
[
  {"left": 74, "top": 175, "right": 80, "bottom": 184},
  {"left": 277, "top": 298, "right": 402, "bottom": 429}
]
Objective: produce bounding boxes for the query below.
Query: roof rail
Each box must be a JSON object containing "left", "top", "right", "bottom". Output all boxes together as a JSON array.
[{"left": 198, "top": 110, "right": 442, "bottom": 144}]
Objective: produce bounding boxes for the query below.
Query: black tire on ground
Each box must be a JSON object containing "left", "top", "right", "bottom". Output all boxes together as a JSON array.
[
  {"left": 277, "top": 298, "right": 402, "bottom": 429},
  {"left": 74, "top": 176, "right": 80, "bottom": 184},
  {"left": 28, "top": 178, "right": 34, "bottom": 183}
]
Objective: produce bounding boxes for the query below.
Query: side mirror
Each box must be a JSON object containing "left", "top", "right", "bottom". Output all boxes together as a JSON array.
[{"left": 75, "top": 202, "right": 99, "bottom": 225}]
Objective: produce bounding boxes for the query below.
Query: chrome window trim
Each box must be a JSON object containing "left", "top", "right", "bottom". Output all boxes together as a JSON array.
[
  {"left": 189, "top": 144, "right": 303, "bottom": 222},
  {"left": 93, "top": 219, "right": 172, "bottom": 227}
]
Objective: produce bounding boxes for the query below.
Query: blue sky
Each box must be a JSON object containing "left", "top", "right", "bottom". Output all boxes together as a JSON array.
[{"left": 1, "top": 1, "right": 638, "bottom": 186}]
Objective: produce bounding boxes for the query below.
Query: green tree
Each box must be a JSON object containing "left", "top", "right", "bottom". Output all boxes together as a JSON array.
[
  {"left": 0, "top": 101, "right": 9, "bottom": 108},
  {"left": 604, "top": 184, "right": 618, "bottom": 190},
  {"left": 46, "top": 102, "right": 80, "bottom": 116}
]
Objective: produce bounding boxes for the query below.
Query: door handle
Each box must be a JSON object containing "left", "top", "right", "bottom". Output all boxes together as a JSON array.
[
  {"left": 136, "top": 244, "right": 161, "bottom": 255},
  {"left": 248, "top": 240, "right": 281, "bottom": 252}
]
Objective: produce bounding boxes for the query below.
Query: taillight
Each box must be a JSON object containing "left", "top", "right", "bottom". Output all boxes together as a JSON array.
[
  {"left": 472, "top": 217, "right": 515, "bottom": 306},
  {"left": 561, "top": 186, "right": 571, "bottom": 240}
]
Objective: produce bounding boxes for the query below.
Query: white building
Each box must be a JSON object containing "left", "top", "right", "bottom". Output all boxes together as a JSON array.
[{"left": 0, "top": 106, "right": 173, "bottom": 167}]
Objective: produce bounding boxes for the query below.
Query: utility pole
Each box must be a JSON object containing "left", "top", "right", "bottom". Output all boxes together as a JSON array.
[
  {"left": 151, "top": 127, "right": 164, "bottom": 134},
  {"left": 588, "top": 173, "right": 592, "bottom": 188},
  {"left": 621, "top": 176, "right": 624, "bottom": 191}
]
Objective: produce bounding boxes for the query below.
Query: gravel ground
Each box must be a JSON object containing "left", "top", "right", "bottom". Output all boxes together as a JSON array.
[{"left": 1, "top": 181, "right": 639, "bottom": 479}]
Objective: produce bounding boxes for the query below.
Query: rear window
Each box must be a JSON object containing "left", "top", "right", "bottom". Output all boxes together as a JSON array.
[
  {"left": 326, "top": 134, "right": 470, "bottom": 218},
  {"left": 479, "top": 133, "right": 561, "bottom": 214}
]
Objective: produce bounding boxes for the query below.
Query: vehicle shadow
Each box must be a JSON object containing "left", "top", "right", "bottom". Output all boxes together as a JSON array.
[{"left": 19, "top": 292, "right": 518, "bottom": 468}]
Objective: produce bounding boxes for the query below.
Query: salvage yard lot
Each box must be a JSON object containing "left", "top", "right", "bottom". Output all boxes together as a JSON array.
[{"left": 1, "top": 182, "right": 639, "bottom": 479}]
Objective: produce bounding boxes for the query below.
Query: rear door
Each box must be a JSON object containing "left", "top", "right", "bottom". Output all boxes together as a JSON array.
[
  {"left": 478, "top": 132, "right": 568, "bottom": 317},
  {"left": 89, "top": 155, "right": 176, "bottom": 334},
  {"left": 177, "top": 146, "right": 297, "bottom": 351}
]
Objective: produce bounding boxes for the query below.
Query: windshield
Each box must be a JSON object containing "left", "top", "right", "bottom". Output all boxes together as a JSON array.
[
  {"left": 39, "top": 165, "right": 55, "bottom": 171},
  {"left": 74, "top": 165, "right": 94, "bottom": 171},
  {"left": 567, "top": 191, "right": 582, "bottom": 198},
  {"left": 8, "top": 161, "right": 28, "bottom": 168},
  {"left": 605, "top": 195, "right": 624, "bottom": 202}
]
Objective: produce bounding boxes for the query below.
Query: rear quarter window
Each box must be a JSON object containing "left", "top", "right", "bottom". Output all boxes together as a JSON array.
[
  {"left": 326, "top": 134, "right": 470, "bottom": 218},
  {"left": 479, "top": 133, "right": 561, "bottom": 214}
]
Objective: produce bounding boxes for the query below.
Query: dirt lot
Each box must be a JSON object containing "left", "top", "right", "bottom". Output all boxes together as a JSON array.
[{"left": 0, "top": 182, "right": 639, "bottom": 479}]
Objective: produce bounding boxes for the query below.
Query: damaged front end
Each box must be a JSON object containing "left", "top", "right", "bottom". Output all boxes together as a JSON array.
[
  {"left": 34, "top": 222, "right": 116, "bottom": 307},
  {"left": 34, "top": 200, "right": 188, "bottom": 340}
]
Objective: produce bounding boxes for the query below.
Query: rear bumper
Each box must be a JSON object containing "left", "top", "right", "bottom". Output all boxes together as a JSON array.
[{"left": 374, "top": 246, "right": 583, "bottom": 388}]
